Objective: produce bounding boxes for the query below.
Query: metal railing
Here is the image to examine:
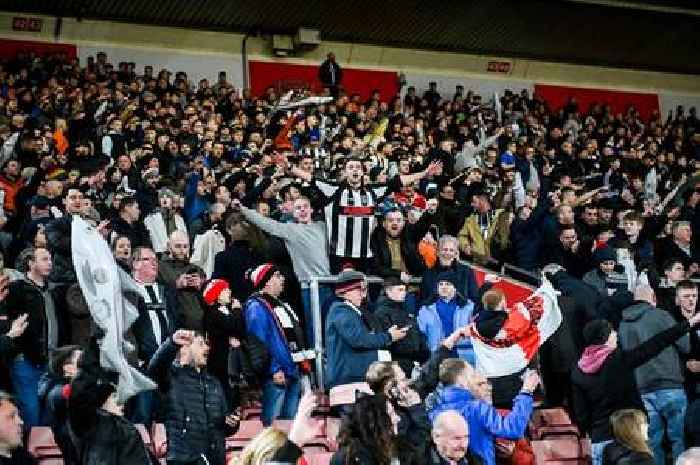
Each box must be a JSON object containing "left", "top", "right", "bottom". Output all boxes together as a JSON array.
[{"left": 307, "top": 261, "right": 538, "bottom": 389}]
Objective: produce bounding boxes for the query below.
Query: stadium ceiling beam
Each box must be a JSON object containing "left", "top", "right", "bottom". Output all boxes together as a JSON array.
[{"left": 564, "top": 0, "right": 700, "bottom": 16}]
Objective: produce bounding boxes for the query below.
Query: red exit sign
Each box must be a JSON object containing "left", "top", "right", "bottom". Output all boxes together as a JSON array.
[
  {"left": 487, "top": 61, "right": 512, "bottom": 73},
  {"left": 12, "top": 17, "right": 43, "bottom": 32}
]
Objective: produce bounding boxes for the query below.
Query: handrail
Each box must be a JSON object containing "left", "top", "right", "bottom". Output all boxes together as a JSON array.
[{"left": 308, "top": 262, "right": 537, "bottom": 389}]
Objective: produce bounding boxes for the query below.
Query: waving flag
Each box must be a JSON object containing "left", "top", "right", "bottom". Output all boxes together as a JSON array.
[
  {"left": 72, "top": 216, "right": 156, "bottom": 403},
  {"left": 470, "top": 278, "right": 561, "bottom": 377}
]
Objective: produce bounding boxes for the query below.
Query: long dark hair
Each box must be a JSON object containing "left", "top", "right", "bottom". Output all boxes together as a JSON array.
[{"left": 337, "top": 394, "right": 395, "bottom": 465}]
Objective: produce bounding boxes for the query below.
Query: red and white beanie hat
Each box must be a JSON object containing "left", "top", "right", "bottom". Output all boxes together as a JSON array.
[
  {"left": 248, "top": 263, "right": 278, "bottom": 290},
  {"left": 203, "top": 279, "right": 229, "bottom": 305}
]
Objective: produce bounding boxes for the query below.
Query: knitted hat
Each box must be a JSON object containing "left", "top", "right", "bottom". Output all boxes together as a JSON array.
[
  {"left": 592, "top": 247, "right": 616, "bottom": 265},
  {"left": 249, "top": 263, "right": 278, "bottom": 290},
  {"left": 203, "top": 279, "right": 230, "bottom": 305},
  {"left": 335, "top": 270, "right": 366, "bottom": 295},
  {"left": 436, "top": 271, "right": 458, "bottom": 289}
]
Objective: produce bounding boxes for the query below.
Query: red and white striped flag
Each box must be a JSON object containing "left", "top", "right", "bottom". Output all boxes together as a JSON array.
[{"left": 470, "top": 278, "right": 561, "bottom": 377}]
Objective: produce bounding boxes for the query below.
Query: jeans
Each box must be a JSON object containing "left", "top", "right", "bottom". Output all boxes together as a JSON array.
[
  {"left": 642, "top": 388, "right": 687, "bottom": 465},
  {"left": 10, "top": 359, "right": 46, "bottom": 428},
  {"left": 261, "top": 377, "right": 301, "bottom": 426},
  {"left": 301, "top": 285, "right": 333, "bottom": 348},
  {"left": 591, "top": 440, "right": 613, "bottom": 465}
]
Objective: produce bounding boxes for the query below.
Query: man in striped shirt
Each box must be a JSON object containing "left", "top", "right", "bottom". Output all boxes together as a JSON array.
[{"left": 291, "top": 156, "right": 442, "bottom": 272}]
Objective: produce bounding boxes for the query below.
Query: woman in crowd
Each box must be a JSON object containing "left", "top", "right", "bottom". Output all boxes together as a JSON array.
[
  {"left": 111, "top": 234, "right": 132, "bottom": 272},
  {"left": 602, "top": 409, "right": 655, "bottom": 465},
  {"left": 332, "top": 393, "right": 428, "bottom": 465}
]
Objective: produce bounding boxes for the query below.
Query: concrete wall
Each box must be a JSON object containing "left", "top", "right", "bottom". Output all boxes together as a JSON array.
[{"left": 1, "top": 10, "right": 699, "bottom": 98}]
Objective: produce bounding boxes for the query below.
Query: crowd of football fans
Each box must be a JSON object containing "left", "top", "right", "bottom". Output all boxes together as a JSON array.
[{"left": 0, "top": 48, "right": 698, "bottom": 465}]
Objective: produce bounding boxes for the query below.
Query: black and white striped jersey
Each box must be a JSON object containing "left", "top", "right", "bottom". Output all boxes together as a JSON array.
[{"left": 316, "top": 180, "right": 388, "bottom": 259}]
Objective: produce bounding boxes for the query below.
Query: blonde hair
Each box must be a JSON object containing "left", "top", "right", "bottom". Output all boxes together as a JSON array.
[
  {"left": 610, "top": 409, "right": 652, "bottom": 456},
  {"left": 231, "top": 428, "right": 288, "bottom": 465}
]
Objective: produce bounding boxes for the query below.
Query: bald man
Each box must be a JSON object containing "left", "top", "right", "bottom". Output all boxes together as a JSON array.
[
  {"left": 158, "top": 230, "right": 207, "bottom": 330},
  {"left": 676, "top": 448, "right": 700, "bottom": 465},
  {"left": 619, "top": 284, "right": 691, "bottom": 465},
  {"left": 430, "top": 410, "right": 482, "bottom": 465}
]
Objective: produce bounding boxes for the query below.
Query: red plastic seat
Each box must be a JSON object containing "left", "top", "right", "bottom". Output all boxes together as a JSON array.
[
  {"left": 241, "top": 406, "right": 262, "bottom": 420},
  {"left": 531, "top": 437, "right": 590, "bottom": 464},
  {"left": 37, "top": 459, "right": 64, "bottom": 465},
  {"left": 28, "top": 427, "right": 61, "bottom": 459},
  {"left": 529, "top": 408, "right": 580, "bottom": 440},
  {"left": 226, "top": 419, "right": 264, "bottom": 451},
  {"left": 305, "top": 451, "right": 334, "bottom": 465}
]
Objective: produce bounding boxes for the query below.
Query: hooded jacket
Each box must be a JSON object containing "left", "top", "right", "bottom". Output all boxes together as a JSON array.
[
  {"left": 426, "top": 385, "right": 533, "bottom": 465},
  {"left": 69, "top": 343, "right": 151, "bottom": 465},
  {"left": 571, "top": 319, "right": 693, "bottom": 443},
  {"left": 244, "top": 293, "right": 302, "bottom": 381},
  {"left": 618, "top": 301, "right": 690, "bottom": 394},
  {"left": 418, "top": 297, "right": 474, "bottom": 362},
  {"left": 147, "top": 337, "right": 235, "bottom": 465},
  {"left": 373, "top": 294, "right": 430, "bottom": 376}
]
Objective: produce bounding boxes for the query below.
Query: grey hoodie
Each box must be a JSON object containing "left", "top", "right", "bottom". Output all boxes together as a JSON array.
[
  {"left": 618, "top": 302, "right": 690, "bottom": 394},
  {"left": 240, "top": 206, "right": 330, "bottom": 286}
]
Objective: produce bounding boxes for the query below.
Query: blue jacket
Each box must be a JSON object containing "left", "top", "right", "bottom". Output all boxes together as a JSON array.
[
  {"left": 244, "top": 296, "right": 299, "bottom": 379},
  {"left": 427, "top": 385, "right": 533, "bottom": 465},
  {"left": 418, "top": 299, "right": 475, "bottom": 362},
  {"left": 184, "top": 172, "right": 210, "bottom": 224},
  {"left": 324, "top": 301, "right": 391, "bottom": 389}
]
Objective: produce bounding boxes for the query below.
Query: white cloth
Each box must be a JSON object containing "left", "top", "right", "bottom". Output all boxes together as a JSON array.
[
  {"left": 143, "top": 211, "right": 187, "bottom": 254},
  {"left": 190, "top": 229, "right": 226, "bottom": 278},
  {"left": 71, "top": 217, "right": 157, "bottom": 403},
  {"left": 471, "top": 278, "right": 561, "bottom": 377}
]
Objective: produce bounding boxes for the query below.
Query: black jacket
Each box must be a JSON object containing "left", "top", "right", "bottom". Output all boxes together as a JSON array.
[
  {"left": 44, "top": 215, "right": 77, "bottom": 284},
  {"left": 319, "top": 60, "right": 342, "bottom": 87},
  {"left": 131, "top": 284, "right": 180, "bottom": 363},
  {"left": 212, "top": 240, "right": 264, "bottom": 303},
  {"left": 2, "top": 277, "right": 58, "bottom": 365},
  {"left": 602, "top": 442, "right": 654, "bottom": 465},
  {"left": 331, "top": 404, "right": 430, "bottom": 465},
  {"left": 147, "top": 337, "right": 235, "bottom": 465},
  {"left": 69, "top": 344, "right": 152, "bottom": 465},
  {"left": 373, "top": 294, "right": 430, "bottom": 377},
  {"left": 203, "top": 304, "right": 245, "bottom": 385},
  {"left": 571, "top": 319, "right": 695, "bottom": 443},
  {"left": 421, "top": 261, "right": 479, "bottom": 305}
]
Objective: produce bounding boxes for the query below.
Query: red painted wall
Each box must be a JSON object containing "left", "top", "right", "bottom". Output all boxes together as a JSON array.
[
  {"left": 534, "top": 83, "right": 660, "bottom": 121},
  {"left": 0, "top": 38, "right": 77, "bottom": 60},
  {"left": 249, "top": 60, "right": 399, "bottom": 101}
]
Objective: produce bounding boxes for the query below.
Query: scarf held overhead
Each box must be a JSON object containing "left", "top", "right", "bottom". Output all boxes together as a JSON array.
[{"left": 470, "top": 278, "right": 562, "bottom": 377}]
